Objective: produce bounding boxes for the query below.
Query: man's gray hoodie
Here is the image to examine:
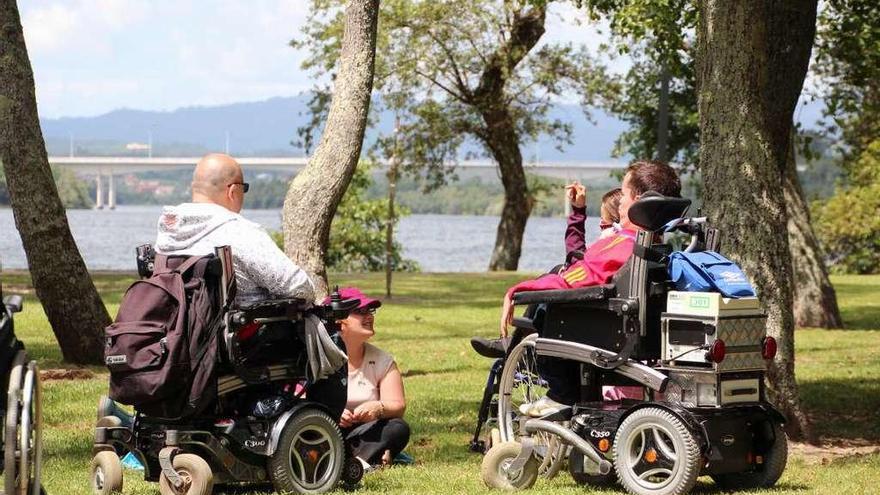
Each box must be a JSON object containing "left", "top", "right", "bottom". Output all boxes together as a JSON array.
[{"left": 155, "top": 202, "right": 315, "bottom": 305}]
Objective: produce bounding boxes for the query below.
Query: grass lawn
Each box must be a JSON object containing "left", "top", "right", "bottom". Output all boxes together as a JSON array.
[{"left": 3, "top": 272, "right": 879, "bottom": 495}]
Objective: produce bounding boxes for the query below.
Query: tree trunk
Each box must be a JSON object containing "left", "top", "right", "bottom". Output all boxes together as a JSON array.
[
  {"left": 697, "top": 0, "right": 818, "bottom": 441},
  {"left": 473, "top": 5, "right": 546, "bottom": 271},
  {"left": 0, "top": 0, "right": 110, "bottom": 364},
  {"left": 784, "top": 134, "right": 844, "bottom": 328},
  {"left": 282, "top": 0, "right": 379, "bottom": 299},
  {"left": 484, "top": 109, "right": 532, "bottom": 271}
]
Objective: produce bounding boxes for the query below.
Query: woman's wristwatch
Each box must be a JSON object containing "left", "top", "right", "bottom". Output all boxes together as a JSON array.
[{"left": 376, "top": 400, "right": 386, "bottom": 419}]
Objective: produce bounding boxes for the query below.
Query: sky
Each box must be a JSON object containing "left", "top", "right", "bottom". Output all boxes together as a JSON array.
[{"left": 21, "top": 1, "right": 612, "bottom": 119}]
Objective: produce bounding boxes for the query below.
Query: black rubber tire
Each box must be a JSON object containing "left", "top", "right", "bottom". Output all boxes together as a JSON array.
[
  {"left": 480, "top": 441, "right": 539, "bottom": 491},
  {"left": 90, "top": 451, "right": 123, "bottom": 495},
  {"left": 268, "top": 408, "right": 344, "bottom": 494},
  {"left": 569, "top": 450, "right": 617, "bottom": 487},
  {"left": 711, "top": 422, "right": 788, "bottom": 490},
  {"left": 613, "top": 407, "right": 701, "bottom": 495},
  {"left": 340, "top": 455, "right": 364, "bottom": 491},
  {"left": 158, "top": 453, "right": 213, "bottom": 495}
]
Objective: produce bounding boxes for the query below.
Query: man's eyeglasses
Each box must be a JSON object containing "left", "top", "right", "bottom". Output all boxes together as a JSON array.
[
  {"left": 352, "top": 307, "right": 377, "bottom": 316},
  {"left": 228, "top": 182, "right": 250, "bottom": 193}
]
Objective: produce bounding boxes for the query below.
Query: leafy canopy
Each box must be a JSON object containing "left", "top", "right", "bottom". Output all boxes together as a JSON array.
[{"left": 295, "top": 0, "right": 606, "bottom": 188}]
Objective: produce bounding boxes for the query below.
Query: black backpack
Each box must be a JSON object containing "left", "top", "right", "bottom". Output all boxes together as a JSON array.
[{"left": 104, "top": 254, "right": 224, "bottom": 418}]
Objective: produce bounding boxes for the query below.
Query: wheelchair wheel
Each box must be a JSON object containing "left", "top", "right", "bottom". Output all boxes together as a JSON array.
[
  {"left": 268, "top": 407, "right": 344, "bottom": 494},
  {"left": 90, "top": 451, "right": 123, "bottom": 495},
  {"left": 481, "top": 441, "right": 539, "bottom": 491},
  {"left": 158, "top": 453, "right": 213, "bottom": 495},
  {"left": 497, "top": 335, "right": 566, "bottom": 478},
  {"left": 613, "top": 407, "right": 700, "bottom": 495},
  {"left": 711, "top": 422, "right": 788, "bottom": 490},
  {"left": 4, "top": 353, "right": 43, "bottom": 495}
]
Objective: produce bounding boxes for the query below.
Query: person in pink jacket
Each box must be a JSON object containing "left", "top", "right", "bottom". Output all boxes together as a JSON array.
[{"left": 506, "top": 160, "right": 681, "bottom": 416}]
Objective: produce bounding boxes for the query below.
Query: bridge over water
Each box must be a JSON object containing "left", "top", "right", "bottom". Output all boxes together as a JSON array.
[{"left": 49, "top": 156, "right": 626, "bottom": 209}]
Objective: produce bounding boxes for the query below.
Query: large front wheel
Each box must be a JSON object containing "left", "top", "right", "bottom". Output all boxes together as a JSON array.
[
  {"left": 268, "top": 408, "right": 344, "bottom": 494},
  {"left": 613, "top": 408, "right": 701, "bottom": 495}
]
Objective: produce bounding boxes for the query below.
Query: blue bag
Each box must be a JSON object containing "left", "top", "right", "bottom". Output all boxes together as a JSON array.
[{"left": 667, "top": 251, "right": 756, "bottom": 298}]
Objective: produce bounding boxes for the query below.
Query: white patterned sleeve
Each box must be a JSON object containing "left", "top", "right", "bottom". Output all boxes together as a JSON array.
[{"left": 235, "top": 225, "right": 316, "bottom": 301}]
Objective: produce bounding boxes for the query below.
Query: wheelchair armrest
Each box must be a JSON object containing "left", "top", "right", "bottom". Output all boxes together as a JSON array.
[
  {"left": 512, "top": 316, "right": 536, "bottom": 331},
  {"left": 3, "top": 295, "right": 23, "bottom": 314},
  {"left": 512, "top": 285, "right": 616, "bottom": 306},
  {"left": 232, "top": 298, "right": 311, "bottom": 322}
]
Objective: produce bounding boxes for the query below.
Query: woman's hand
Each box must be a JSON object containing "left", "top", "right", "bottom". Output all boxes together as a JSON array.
[
  {"left": 565, "top": 181, "right": 586, "bottom": 209},
  {"left": 352, "top": 401, "right": 384, "bottom": 423},
  {"left": 340, "top": 409, "right": 356, "bottom": 428},
  {"left": 500, "top": 293, "right": 514, "bottom": 337}
]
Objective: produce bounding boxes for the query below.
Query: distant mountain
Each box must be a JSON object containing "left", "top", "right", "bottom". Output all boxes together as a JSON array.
[
  {"left": 39, "top": 94, "right": 826, "bottom": 161},
  {"left": 40, "top": 95, "right": 628, "bottom": 161}
]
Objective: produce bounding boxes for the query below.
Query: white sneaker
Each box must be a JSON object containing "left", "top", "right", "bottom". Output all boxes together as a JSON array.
[{"left": 518, "top": 396, "right": 568, "bottom": 417}]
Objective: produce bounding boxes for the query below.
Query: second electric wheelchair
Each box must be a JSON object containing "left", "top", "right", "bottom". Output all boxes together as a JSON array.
[
  {"left": 90, "top": 245, "right": 364, "bottom": 495},
  {"left": 479, "top": 193, "right": 788, "bottom": 495}
]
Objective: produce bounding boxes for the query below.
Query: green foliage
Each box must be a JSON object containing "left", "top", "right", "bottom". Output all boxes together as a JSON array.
[
  {"left": 0, "top": 162, "right": 92, "bottom": 209},
  {"left": 51, "top": 167, "right": 93, "bottom": 209},
  {"left": 273, "top": 162, "right": 418, "bottom": 272},
  {"left": 588, "top": 0, "right": 700, "bottom": 169},
  {"left": 814, "top": 140, "right": 880, "bottom": 274},
  {"left": 295, "top": 0, "right": 607, "bottom": 188},
  {"left": 814, "top": 0, "right": 880, "bottom": 160}
]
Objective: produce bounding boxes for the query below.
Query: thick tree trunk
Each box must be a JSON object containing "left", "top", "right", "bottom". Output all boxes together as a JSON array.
[
  {"left": 473, "top": 5, "right": 546, "bottom": 271},
  {"left": 697, "top": 0, "right": 818, "bottom": 441},
  {"left": 484, "top": 110, "right": 532, "bottom": 271},
  {"left": 0, "top": 0, "right": 110, "bottom": 364},
  {"left": 784, "top": 134, "right": 844, "bottom": 328},
  {"left": 282, "top": 0, "right": 379, "bottom": 298}
]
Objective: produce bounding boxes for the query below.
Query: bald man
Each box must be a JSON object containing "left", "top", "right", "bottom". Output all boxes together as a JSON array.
[{"left": 155, "top": 153, "right": 315, "bottom": 305}]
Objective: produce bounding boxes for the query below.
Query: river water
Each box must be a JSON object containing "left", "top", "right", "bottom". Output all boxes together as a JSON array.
[{"left": 0, "top": 206, "right": 600, "bottom": 272}]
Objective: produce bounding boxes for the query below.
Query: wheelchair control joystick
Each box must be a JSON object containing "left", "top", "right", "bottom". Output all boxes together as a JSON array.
[{"left": 136, "top": 244, "right": 155, "bottom": 278}]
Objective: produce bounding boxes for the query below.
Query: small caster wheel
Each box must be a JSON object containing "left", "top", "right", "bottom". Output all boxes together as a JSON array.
[
  {"left": 341, "top": 456, "right": 365, "bottom": 489},
  {"left": 481, "top": 441, "right": 539, "bottom": 491},
  {"left": 158, "top": 453, "right": 213, "bottom": 495},
  {"left": 91, "top": 451, "right": 123, "bottom": 495}
]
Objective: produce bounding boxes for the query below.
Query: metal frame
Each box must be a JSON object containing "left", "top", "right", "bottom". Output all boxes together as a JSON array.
[{"left": 3, "top": 350, "right": 43, "bottom": 495}]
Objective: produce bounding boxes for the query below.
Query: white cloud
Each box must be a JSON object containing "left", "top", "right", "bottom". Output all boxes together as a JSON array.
[
  {"left": 23, "top": 0, "right": 149, "bottom": 56},
  {"left": 22, "top": 1, "right": 620, "bottom": 118}
]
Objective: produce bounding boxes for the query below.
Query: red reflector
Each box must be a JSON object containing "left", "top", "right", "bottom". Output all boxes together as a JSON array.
[
  {"left": 707, "top": 339, "right": 726, "bottom": 363},
  {"left": 762, "top": 336, "right": 777, "bottom": 360},
  {"left": 238, "top": 321, "right": 262, "bottom": 341}
]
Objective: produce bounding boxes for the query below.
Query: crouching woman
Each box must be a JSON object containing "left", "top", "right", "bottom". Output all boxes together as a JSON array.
[{"left": 331, "top": 287, "right": 410, "bottom": 469}]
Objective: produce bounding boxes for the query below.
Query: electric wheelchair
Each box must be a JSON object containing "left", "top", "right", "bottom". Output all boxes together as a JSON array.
[
  {"left": 480, "top": 194, "right": 787, "bottom": 495},
  {"left": 90, "top": 246, "right": 363, "bottom": 495},
  {"left": 0, "top": 280, "right": 44, "bottom": 495}
]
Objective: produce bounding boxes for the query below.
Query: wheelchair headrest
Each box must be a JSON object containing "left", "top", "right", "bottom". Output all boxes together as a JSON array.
[{"left": 627, "top": 191, "right": 691, "bottom": 232}]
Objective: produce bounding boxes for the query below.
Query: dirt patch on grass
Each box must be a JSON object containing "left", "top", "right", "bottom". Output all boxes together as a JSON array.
[
  {"left": 791, "top": 439, "right": 880, "bottom": 464},
  {"left": 40, "top": 368, "right": 96, "bottom": 381}
]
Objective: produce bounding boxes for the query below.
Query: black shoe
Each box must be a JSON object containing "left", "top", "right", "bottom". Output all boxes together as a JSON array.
[{"left": 470, "top": 337, "right": 507, "bottom": 359}]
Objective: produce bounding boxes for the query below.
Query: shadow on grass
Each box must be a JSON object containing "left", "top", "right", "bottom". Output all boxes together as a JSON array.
[
  {"left": 839, "top": 304, "right": 880, "bottom": 331},
  {"left": 800, "top": 378, "right": 880, "bottom": 441},
  {"left": 691, "top": 480, "right": 811, "bottom": 493}
]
